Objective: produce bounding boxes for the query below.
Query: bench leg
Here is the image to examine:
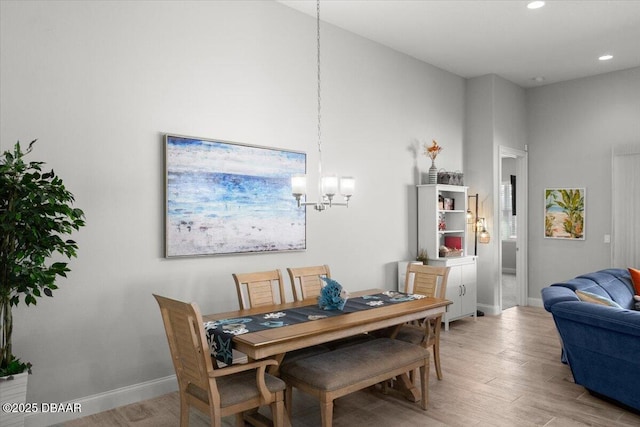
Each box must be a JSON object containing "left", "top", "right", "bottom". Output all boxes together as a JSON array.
[{"left": 320, "top": 399, "right": 334, "bottom": 427}]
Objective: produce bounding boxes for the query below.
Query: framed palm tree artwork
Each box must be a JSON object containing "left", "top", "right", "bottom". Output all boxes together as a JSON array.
[{"left": 544, "top": 188, "right": 585, "bottom": 240}]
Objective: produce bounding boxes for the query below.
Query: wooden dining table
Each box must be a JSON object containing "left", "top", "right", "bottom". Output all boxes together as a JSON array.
[
  {"left": 203, "top": 289, "right": 450, "bottom": 427},
  {"left": 203, "top": 289, "right": 450, "bottom": 369}
]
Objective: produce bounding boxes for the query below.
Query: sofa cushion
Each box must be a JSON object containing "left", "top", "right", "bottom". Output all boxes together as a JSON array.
[
  {"left": 568, "top": 269, "right": 634, "bottom": 309},
  {"left": 576, "top": 290, "right": 622, "bottom": 308},
  {"left": 629, "top": 268, "right": 640, "bottom": 295},
  {"left": 580, "top": 270, "right": 630, "bottom": 296}
]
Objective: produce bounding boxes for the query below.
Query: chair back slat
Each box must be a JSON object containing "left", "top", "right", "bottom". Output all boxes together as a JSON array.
[
  {"left": 287, "top": 265, "right": 331, "bottom": 301},
  {"left": 406, "top": 264, "right": 450, "bottom": 299},
  {"left": 233, "top": 270, "right": 286, "bottom": 309}
]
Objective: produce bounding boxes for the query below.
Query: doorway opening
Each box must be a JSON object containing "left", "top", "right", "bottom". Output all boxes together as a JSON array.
[{"left": 498, "top": 146, "right": 528, "bottom": 310}]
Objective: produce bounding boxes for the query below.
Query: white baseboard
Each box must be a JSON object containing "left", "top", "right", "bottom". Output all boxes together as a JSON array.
[
  {"left": 24, "top": 375, "right": 177, "bottom": 427},
  {"left": 479, "top": 298, "right": 544, "bottom": 313},
  {"left": 528, "top": 297, "right": 544, "bottom": 308},
  {"left": 477, "top": 303, "right": 500, "bottom": 316}
]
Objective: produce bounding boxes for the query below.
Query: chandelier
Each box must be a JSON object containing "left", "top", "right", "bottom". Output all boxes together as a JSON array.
[{"left": 291, "top": 0, "right": 355, "bottom": 211}]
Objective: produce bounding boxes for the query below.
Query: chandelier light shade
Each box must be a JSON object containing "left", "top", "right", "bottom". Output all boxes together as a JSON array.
[
  {"left": 339, "top": 176, "right": 355, "bottom": 196},
  {"left": 291, "top": 0, "right": 354, "bottom": 212},
  {"left": 291, "top": 174, "right": 307, "bottom": 197}
]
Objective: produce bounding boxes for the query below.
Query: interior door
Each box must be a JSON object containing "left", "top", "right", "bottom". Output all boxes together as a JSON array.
[{"left": 499, "top": 146, "right": 528, "bottom": 310}]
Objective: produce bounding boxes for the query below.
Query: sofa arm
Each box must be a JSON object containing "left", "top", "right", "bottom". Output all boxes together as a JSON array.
[
  {"left": 550, "top": 301, "right": 640, "bottom": 337},
  {"left": 541, "top": 286, "right": 579, "bottom": 312},
  {"left": 549, "top": 300, "right": 640, "bottom": 411}
]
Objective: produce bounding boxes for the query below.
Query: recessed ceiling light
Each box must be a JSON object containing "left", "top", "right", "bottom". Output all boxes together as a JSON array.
[
  {"left": 599, "top": 54, "right": 613, "bottom": 61},
  {"left": 532, "top": 76, "right": 545, "bottom": 83},
  {"left": 527, "top": 1, "right": 545, "bottom": 10}
]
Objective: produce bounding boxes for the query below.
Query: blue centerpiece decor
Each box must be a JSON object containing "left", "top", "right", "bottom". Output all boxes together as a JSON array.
[{"left": 318, "top": 277, "right": 349, "bottom": 311}]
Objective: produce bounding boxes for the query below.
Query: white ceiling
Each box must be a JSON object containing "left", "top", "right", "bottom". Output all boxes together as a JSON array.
[{"left": 278, "top": 0, "right": 640, "bottom": 88}]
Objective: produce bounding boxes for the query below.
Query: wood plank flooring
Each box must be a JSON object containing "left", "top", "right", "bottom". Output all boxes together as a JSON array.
[{"left": 60, "top": 307, "right": 640, "bottom": 426}]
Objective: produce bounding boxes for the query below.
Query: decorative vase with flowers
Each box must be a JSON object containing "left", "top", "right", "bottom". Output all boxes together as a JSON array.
[{"left": 424, "top": 140, "right": 443, "bottom": 184}]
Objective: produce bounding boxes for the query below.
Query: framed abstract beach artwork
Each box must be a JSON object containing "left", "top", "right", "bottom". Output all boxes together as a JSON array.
[
  {"left": 164, "top": 134, "right": 306, "bottom": 257},
  {"left": 544, "top": 188, "right": 585, "bottom": 240}
]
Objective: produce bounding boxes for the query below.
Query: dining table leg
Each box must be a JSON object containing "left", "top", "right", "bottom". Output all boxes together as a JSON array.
[
  {"left": 242, "top": 385, "right": 292, "bottom": 427},
  {"left": 243, "top": 411, "right": 277, "bottom": 427},
  {"left": 244, "top": 410, "right": 292, "bottom": 427},
  {"left": 267, "top": 353, "right": 286, "bottom": 376},
  {"left": 394, "top": 372, "right": 421, "bottom": 402},
  {"left": 375, "top": 323, "right": 423, "bottom": 402}
]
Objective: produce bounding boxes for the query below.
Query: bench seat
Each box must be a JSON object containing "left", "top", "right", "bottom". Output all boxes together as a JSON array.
[{"left": 280, "top": 337, "right": 429, "bottom": 427}]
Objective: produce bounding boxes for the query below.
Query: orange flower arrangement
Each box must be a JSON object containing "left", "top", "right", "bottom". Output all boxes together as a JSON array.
[{"left": 424, "top": 139, "right": 443, "bottom": 161}]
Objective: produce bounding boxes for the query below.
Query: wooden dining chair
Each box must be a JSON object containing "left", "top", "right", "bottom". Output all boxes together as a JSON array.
[
  {"left": 233, "top": 269, "right": 334, "bottom": 366},
  {"left": 287, "top": 264, "right": 374, "bottom": 351},
  {"left": 287, "top": 265, "right": 331, "bottom": 302},
  {"left": 153, "top": 294, "right": 286, "bottom": 427},
  {"left": 395, "top": 263, "right": 450, "bottom": 380},
  {"left": 233, "top": 269, "right": 287, "bottom": 309}
]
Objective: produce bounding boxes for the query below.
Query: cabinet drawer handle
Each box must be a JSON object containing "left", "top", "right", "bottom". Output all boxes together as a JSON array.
[{"left": 462, "top": 284, "right": 466, "bottom": 295}]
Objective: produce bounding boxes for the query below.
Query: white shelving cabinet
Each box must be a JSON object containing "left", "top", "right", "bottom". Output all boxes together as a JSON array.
[
  {"left": 417, "top": 184, "right": 468, "bottom": 259},
  {"left": 417, "top": 184, "right": 477, "bottom": 330}
]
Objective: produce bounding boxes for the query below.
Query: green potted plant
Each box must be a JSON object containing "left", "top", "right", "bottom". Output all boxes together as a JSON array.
[
  {"left": 416, "top": 249, "right": 429, "bottom": 265},
  {"left": 0, "top": 140, "right": 85, "bottom": 423}
]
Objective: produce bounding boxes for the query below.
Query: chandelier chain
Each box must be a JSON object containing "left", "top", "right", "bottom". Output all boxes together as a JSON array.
[
  {"left": 316, "top": 0, "right": 323, "bottom": 192},
  {"left": 291, "top": 0, "right": 352, "bottom": 211},
  {"left": 317, "top": 0, "right": 322, "bottom": 153}
]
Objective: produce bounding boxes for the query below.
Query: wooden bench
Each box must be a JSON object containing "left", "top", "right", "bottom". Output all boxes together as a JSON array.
[{"left": 280, "top": 337, "right": 429, "bottom": 427}]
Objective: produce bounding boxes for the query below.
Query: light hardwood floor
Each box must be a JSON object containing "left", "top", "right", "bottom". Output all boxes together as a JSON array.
[{"left": 60, "top": 307, "right": 640, "bottom": 426}]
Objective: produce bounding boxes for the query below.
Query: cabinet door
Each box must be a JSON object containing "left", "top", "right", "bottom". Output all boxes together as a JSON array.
[
  {"left": 444, "top": 265, "right": 462, "bottom": 319},
  {"left": 460, "top": 262, "right": 477, "bottom": 316}
]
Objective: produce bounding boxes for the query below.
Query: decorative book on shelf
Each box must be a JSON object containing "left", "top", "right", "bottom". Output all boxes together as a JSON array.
[{"left": 444, "top": 236, "right": 462, "bottom": 250}]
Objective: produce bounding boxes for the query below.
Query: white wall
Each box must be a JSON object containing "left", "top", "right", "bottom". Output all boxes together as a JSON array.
[
  {"left": 526, "top": 67, "right": 640, "bottom": 301},
  {"left": 0, "top": 0, "right": 465, "bottom": 420},
  {"left": 464, "top": 74, "right": 526, "bottom": 314}
]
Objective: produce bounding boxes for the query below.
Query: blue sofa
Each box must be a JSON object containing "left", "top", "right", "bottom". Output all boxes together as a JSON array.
[{"left": 541, "top": 268, "right": 640, "bottom": 412}]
